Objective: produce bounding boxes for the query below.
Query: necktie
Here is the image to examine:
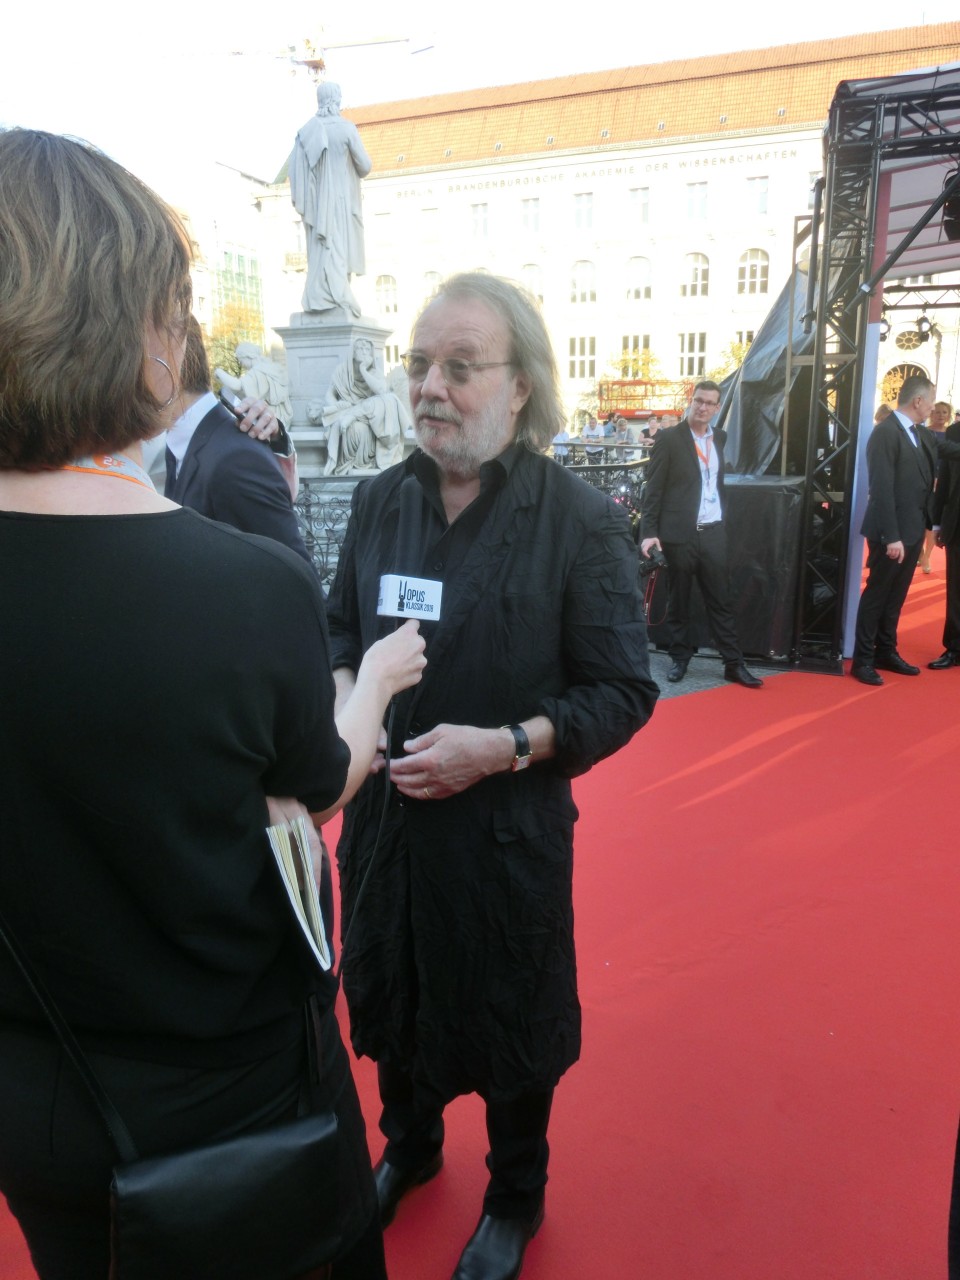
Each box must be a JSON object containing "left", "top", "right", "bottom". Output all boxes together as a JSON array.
[{"left": 164, "top": 446, "right": 178, "bottom": 497}]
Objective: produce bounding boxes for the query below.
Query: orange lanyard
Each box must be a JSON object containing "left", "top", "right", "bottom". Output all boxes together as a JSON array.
[{"left": 60, "top": 453, "right": 155, "bottom": 491}]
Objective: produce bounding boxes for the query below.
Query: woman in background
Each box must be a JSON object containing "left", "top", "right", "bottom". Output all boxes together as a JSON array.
[{"left": 0, "top": 128, "right": 423, "bottom": 1280}]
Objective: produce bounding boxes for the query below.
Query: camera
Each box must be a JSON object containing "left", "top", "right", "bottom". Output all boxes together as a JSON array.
[{"left": 638, "top": 548, "right": 668, "bottom": 578}]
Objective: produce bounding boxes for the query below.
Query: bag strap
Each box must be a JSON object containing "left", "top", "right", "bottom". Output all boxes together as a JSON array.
[{"left": 0, "top": 907, "right": 139, "bottom": 1164}]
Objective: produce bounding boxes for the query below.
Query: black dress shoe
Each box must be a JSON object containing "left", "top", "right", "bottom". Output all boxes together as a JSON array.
[
  {"left": 928, "top": 650, "right": 960, "bottom": 669},
  {"left": 874, "top": 651, "right": 920, "bottom": 676},
  {"left": 666, "top": 659, "right": 689, "bottom": 683},
  {"left": 451, "top": 1202, "right": 544, "bottom": 1280},
  {"left": 373, "top": 1151, "right": 443, "bottom": 1227},
  {"left": 851, "top": 663, "right": 883, "bottom": 686},
  {"left": 723, "top": 663, "right": 763, "bottom": 688}
]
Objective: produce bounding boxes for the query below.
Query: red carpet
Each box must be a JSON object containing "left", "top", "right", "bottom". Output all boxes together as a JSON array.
[{"left": 3, "top": 552, "right": 959, "bottom": 1279}]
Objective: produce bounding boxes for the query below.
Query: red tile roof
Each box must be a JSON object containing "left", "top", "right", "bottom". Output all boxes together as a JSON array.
[{"left": 345, "top": 25, "right": 960, "bottom": 174}]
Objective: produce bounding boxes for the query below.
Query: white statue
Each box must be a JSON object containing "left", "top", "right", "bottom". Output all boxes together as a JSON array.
[
  {"left": 320, "top": 339, "right": 409, "bottom": 476},
  {"left": 289, "top": 82, "right": 372, "bottom": 317},
  {"left": 215, "top": 344, "right": 293, "bottom": 423}
]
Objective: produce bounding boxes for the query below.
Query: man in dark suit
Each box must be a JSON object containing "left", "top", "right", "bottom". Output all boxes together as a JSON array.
[
  {"left": 929, "top": 401, "right": 960, "bottom": 669},
  {"left": 852, "top": 374, "right": 939, "bottom": 684},
  {"left": 639, "top": 379, "right": 763, "bottom": 688},
  {"left": 165, "top": 320, "right": 309, "bottom": 562}
]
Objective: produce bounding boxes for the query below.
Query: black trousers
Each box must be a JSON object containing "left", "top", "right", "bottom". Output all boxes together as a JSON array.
[
  {"left": 0, "top": 1011, "right": 386, "bottom": 1280},
  {"left": 853, "top": 537, "right": 923, "bottom": 665},
  {"left": 943, "top": 540, "right": 960, "bottom": 651},
  {"left": 376, "top": 1060, "right": 552, "bottom": 1223},
  {"left": 661, "top": 523, "right": 743, "bottom": 664}
]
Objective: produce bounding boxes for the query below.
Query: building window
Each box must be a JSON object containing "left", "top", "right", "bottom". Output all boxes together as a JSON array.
[
  {"left": 630, "top": 187, "right": 650, "bottom": 224},
  {"left": 376, "top": 274, "right": 398, "bottom": 314},
  {"left": 686, "top": 182, "right": 707, "bottom": 219},
  {"left": 521, "top": 198, "right": 540, "bottom": 233},
  {"left": 571, "top": 260, "right": 596, "bottom": 303},
  {"left": 521, "top": 263, "right": 544, "bottom": 303},
  {"left": 421, "top": 207, "right": 439, "bottom": 239},
  {"left": 568, "top": 336, "right": 596, "bottom": 379},
  {"left": 470, "top": 203, "right": 488, "bottom": 238},
  {"left": 621, "top": 334, "right": 650, "bottom": 378},
  {"left": 736, "top": 330, "right": 755, "bottom": 347},
  {"left": 681, "top": 253, "right": 710, "bottom": 298},
  {"left": 384, "top": 344, "right": 400, "bottom": 367},
  {"left": 574, "top": 192, "right": 593, "bottom": 231},
  {"left": 903, "top": 274, "right": 934, "bottom": 286},
  {"left": 679, "top": 332, "right": 707, "bottom": 377},
  {"left": 737, "top": 249, "right": 769, "bottom": 295},
  {"left": 626, "top": 257, "right": 652, "bottom": 301},
  {"left": 746, "top": 176, "right": 768, "bottom": 215}
]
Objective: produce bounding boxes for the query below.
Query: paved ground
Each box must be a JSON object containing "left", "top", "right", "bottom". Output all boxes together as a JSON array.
[{"left": 647, "top": 648, "right": 783, "bottom": 699}]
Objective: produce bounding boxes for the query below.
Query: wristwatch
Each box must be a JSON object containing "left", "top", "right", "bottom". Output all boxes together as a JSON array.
[{"left": 501, "top": 724, "right": 533, "bottom": 772}]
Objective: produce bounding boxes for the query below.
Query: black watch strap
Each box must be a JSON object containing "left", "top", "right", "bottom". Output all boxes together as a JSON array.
[{"left": 502, "top": 723, "right": 533, "bottom": 772}]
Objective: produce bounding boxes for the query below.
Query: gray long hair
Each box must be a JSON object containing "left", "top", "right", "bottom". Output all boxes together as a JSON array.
[{"left": 419, "top": 272, "right": 566, "bottom": 451}]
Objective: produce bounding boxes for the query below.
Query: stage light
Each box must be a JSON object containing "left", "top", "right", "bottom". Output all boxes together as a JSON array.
[
  {"left": 879, "top": 315, "right": 890, "bottom": 341},
  {"left": 943, "top": 167, "right": 960, "bottom": 242},
  {"left": 917, "top": 313, "right": 932, "bottom": 342}
]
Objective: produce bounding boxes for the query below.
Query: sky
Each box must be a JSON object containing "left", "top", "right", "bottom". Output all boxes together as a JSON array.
[{"left": 2, "top": 2, "right": 958, "bottom": 204}]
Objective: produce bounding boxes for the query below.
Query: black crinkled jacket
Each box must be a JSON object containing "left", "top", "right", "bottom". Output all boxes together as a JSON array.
[{"left": 326, "top": 445, "right": 658, "bottom": 1102}]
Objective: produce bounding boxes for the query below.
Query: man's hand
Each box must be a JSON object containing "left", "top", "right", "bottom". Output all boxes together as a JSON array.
[
  {"left": 885, "top": 540, "right": 905, "bottom": 562},
  {"left": 235, "top": 398, "right": 280, "bottom": 441},
  {"left": 390, "top": 724, "right": 514, "bottom": 800},
  {"left": 640, "top": 536, "right": 662, "bottom": 558}
]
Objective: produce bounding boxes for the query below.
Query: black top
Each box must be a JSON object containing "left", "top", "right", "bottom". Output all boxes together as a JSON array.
[
  {"left": 0, "top": 507, "right": 348, "bottom": 1065},
  {"left": 326, "top": 446, "right": 658, "bottom": 1100}
]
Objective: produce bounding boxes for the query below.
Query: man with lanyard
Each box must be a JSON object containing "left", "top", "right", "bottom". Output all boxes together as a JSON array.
[{"left": 639, "top": 379, "right": 763, "bottom": 688}]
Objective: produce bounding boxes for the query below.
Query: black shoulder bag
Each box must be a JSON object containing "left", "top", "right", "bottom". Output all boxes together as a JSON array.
[{"left": 0, "top": 910, "right": 340, "bottom": 1280}]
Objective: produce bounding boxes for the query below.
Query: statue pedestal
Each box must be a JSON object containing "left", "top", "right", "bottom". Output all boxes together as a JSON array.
[{"left": 275, "top": 312, "right": 394, "bottom": 433}]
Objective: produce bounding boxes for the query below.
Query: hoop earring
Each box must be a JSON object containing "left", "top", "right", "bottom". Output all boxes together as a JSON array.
[{"left": 149, "top": 355, "right": 178, "bottom": 410}]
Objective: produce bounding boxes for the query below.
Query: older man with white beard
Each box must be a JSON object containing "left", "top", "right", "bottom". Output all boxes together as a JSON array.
[{"left": 326, "top": 273, "right": 657, "bottom": 1280}]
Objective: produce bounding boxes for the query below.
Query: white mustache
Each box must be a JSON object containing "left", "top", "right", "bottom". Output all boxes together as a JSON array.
[{"left": 415, "top": 400, "right": 462, "bottom": 427}]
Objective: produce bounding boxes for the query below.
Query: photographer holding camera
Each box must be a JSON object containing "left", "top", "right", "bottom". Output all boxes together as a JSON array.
[{"left": 639, "top": 381, "right": 763, "bottom": 688}]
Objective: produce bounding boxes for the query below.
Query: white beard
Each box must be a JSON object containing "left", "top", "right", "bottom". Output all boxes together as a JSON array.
[{"left": 414, "top": 379, "right": 516, "bottom": 479}]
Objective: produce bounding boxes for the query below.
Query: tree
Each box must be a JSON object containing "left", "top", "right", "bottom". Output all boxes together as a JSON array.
[
  {"left": 610, "top": 345, "right": 662, "bottom": 381},
  {"left": 206, "top": 299, "right": 265, "bottom": 384},
  {"left": 706, "top": 337, "right": 752, "bottom": 385}
]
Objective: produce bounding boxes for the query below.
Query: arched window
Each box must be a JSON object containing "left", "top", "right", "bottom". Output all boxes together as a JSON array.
[
  {"left": 681, "top": 253, "right": 709, "bottom": 298},
  {"left": 571, "top": 260, "right": 596, "bottom": 304},
  {"left": 376, "top": 274, "right": 398, "bottom": 314},
  {"left": 737, "top": 249, "right": 769, "bottom": 295},
  {"left": 521, "top": 263, "right": 544, "bottom": 303},
  {"left": 626, "top": 257, "right": 652, "bottom": 301}
]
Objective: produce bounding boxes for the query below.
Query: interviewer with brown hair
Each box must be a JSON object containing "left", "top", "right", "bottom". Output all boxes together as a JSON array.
[{"left": 0, "top": 127, "right": 424, "bottom": 1280}]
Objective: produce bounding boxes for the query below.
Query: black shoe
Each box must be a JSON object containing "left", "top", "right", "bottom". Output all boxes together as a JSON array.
[
  {"left": 666, "top": 660, "right": 689, "bottom": 683},
  {"left": 851, "top": 663, "right": 883, "bottom": 686},
  {"left": 723, "top": 663, "right": 763, "bottom": 689},
  {"left": 928, "top": 650, "right": 960, "bottom": 669},
  {"left": 451, "top": 1202, "right": 545, "bottom": 1280},
  {"left": 374, "top": 1151, "right": 443, "bottom": 1227},
  {"left": 874, "top": 651, "right": 920, "bottom": 676}
]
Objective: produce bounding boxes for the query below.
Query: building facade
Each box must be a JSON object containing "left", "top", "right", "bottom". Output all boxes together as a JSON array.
[{"left": 238, "top": 24, "right": 960, "bottom": 422}]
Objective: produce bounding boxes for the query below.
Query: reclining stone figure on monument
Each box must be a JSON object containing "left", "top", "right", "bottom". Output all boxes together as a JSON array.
[
  {"left": 215, "top": 343, "right": 293, "bottom": 424},
  {"left": 289, "top": 81, "right": 372, "bottom": 317},
  {"left": 315, "top": 339, "right": 409, "bottom": 476}
]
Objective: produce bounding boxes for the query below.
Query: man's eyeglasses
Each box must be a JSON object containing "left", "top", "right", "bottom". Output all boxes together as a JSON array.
[
  {"left": 401, "top": 353, "right": 512, "bottom": 386},
  {"left": 692, "top": 397, "right": 720, "bottom": 409}
]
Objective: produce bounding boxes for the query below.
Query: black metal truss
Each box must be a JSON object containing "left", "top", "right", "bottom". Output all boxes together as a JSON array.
[{"left": 792, "top": 80, "right": 960, "bottom": 670}]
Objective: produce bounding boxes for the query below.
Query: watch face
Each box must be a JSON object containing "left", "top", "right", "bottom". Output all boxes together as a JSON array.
[{"left": 512, "top": 755, "right": 532, "bottom": 772}]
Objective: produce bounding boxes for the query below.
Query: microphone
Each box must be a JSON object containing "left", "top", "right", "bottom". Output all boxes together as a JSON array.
[{"left": 377, "top": 476, "right": 443, "bottom": 623}]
